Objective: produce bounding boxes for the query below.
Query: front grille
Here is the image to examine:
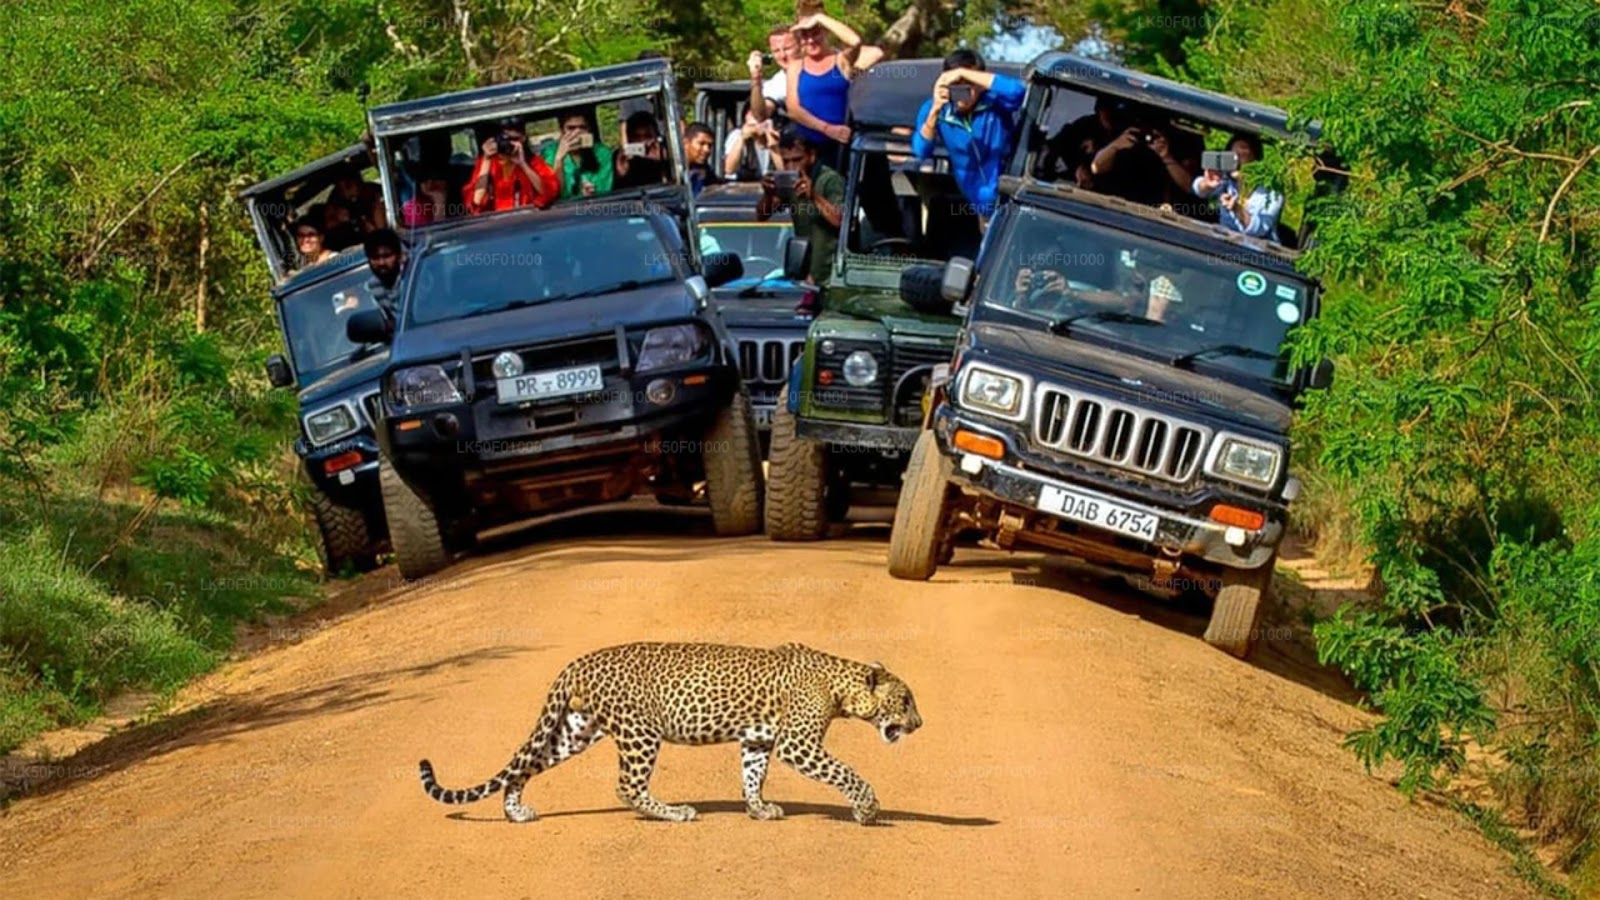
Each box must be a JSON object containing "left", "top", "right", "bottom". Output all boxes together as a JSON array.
[
  {"left": 472, "top": 334, "right": 619, "bottom": 386},
  {"left": 360, "top": 391, "right": 382, "bottom": 425},
  {"left": 737, "top": 337, "right": 805, "bottom": 385},
  {"left": 888, "top": 340, "right": 950, "bottom": 426},
  {"left": 1034, "top": 384, "right": 1210, "bottom": 482}
]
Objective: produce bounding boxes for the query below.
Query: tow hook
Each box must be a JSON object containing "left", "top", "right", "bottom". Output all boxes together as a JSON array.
[
  {"left": 1151, "top": 557, "right": 1181, "bottom": 591},
  {"left": 996, "top": 509, "right": 1027, "bottom": 549}
]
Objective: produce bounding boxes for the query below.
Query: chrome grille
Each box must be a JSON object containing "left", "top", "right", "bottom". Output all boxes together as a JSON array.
[
  {"left": 737, "top": 338, "right": 805, "bottom": 384},
  {"left": 360, "top": 390, "right": 383, "bottom": 425},
  {"left": 1034, "top": 384, "right": 1210, "bottom": 482}
]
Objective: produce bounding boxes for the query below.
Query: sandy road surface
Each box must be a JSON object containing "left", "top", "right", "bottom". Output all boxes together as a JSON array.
[{"left": 0, "top": 503, "right": 1533, "bottom": 899}]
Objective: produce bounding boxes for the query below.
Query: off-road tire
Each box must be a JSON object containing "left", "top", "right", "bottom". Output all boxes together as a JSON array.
[
  {"left": 1203, "top": 556, "right": 1277, "bottom": 659},
  {"left": 309, "top": 485, "right": 380, "bottom": 576},
  {"left": 701, "top": 391, "right": 764, "bottom": 536},
  {"left": 887, "top": 429, "right": 954, "bottom": 580},
  {"left": 378, "top": 458, "right": 452, "bottom": 581},
  {"left": 764, "top": 383, "right": 830, "bottom": 541}
]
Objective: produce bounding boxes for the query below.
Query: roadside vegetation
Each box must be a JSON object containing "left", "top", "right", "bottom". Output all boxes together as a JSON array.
[{"left": 2, "top": 0, "right": 1597, "bottom": 892}]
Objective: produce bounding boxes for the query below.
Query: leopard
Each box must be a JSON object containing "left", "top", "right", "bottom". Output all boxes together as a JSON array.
[{"left": 417, "top": 640, "right": 922, "bottom": 825}]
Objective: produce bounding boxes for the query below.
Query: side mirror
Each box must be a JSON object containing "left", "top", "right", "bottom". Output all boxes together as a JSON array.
[
  {"left": 684, "top": 274, "right": 710, "bottom": 306},
  {"left": 702, "top": 251, "right": 743, "bottom": 288},
  {"left": 783, "top": 236, "right": 812, "bottom": 281},
  {"left": 941, "top": 256, "right": 975, "bottom": 304},
  {"left": 899, "top": 263, "right": 952, "bottom": 315},
  {"left": 264, "top": 353, "right": 294, "bottom": 388},
  {"left": 347, "top": 309, "right": 393, "bottom": 345},
  {"left": 1307, "top": 357, "right": 1334, "bottom": 390}
]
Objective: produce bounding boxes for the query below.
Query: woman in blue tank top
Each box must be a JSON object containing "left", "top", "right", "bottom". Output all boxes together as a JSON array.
[{"left": 784, "top": 12, "right": 883, "bottom": 166}]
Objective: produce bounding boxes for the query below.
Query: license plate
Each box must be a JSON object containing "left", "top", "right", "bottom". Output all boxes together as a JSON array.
[
  {"left": 496, "top": 364, "right": 603, "bottom": 404},
  {"left": 753, "top": 406, "right": 774, "bottom": 427},
  {"left": 1036, "top": 484, "right": 1159, "bottom": 541}
]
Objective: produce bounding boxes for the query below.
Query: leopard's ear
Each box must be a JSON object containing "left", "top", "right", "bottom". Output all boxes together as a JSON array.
[{"left": 865, "top": 661, "right": 885, "bottom": 691}]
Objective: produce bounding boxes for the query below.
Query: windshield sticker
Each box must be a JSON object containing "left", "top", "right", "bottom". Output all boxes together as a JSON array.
[
  {"left": 1275, "top": 284, "right": 1298, "bottom": 301},
  {"left": 628, "top": 217, "right": 647, "bottom": 224},
  {"left": 1237, "top": 271, "right": 1267, "bottom": 296},
  {"left": 1276, "top": 301, "right": 1300, "bottom": 324}
]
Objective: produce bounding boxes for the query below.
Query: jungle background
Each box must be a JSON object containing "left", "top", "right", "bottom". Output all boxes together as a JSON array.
[{"left": 1, "top": 0, "right": 1597, "bottom": 893}]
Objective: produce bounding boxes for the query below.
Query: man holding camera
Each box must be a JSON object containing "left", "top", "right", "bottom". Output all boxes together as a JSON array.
[
  {"left": 1087, "top": 111, "right": 1197, "bottom": 208},
  {"left": 912, "top": 49, "right": 1026, "bottom": 221},
  {"left": 464, "top": 118, "right": 559, "bottom": 215},
  {"left": 756, "top": 126, "right": 845, "bottom": 286},
  {"left": 748, "top": 25, "right": 800, "bottom": 121}
]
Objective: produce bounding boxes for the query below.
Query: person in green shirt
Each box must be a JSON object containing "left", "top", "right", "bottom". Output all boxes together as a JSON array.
[
  {"left": 540, "top": 107, "right": 615, "bottom": 199},
  {"left": 756, "top": 126, "right": 845, "bottom": 287}
]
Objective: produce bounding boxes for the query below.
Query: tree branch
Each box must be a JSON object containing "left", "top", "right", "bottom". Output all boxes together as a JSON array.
[
  {"left": 1538, "top": 143, "right": 1600, "bottom": 243},
  {"left": 80, "top": 149, "right": 204, "bottom": 273}
]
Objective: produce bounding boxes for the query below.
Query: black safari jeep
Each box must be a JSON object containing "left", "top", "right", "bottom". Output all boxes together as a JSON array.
[
  {"left": 694, "top": 180, "right": 818, "bottom": 442},
  {"left": 762, "top": 58, "right": 1025, "bottom": 540},
  {"left": 350, "top": 59, "right": 766, "bottom": 579},
  {"left": 887, "top": 53, "right": 1342, "bottom": 659},
  {"left": 240, "top": 142, "right": 393, "bottom": 575}
]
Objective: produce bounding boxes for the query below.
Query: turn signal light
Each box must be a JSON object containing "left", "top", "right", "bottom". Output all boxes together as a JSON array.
[
  {"left": 817, "top": 369, "right": 834, "bottom": 385},
  {"left": 322, "top": 451, "right": 363, "bottom": 475},
  {"left": 684, "top": 374, "right": 708, "bottom": 386},
  {"left": 397, "top": 419, "right": 423, "bottom": 432},
  {"left": 1209, "top": 504, "right": 1265, "bottom": 531},
  {"left": 952, "top": 429, "right": 1004, "bottom": 460}
]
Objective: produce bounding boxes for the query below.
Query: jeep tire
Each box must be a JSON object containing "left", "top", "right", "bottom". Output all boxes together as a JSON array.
[
  {"left": 1203, "top": 555, "right": 1277, "bottom": 659},
  {"left": 887, "top": 429, "right": 954, "bottom": 580},
  {"left": 701, "top": 391, "right": 764, "bottom": 536},
  {"left": 309, "top": 483, "right": 380, "bottom": 576},
  {"left": 378, "top": 458, "right": 452, "bottom": 580},
  {"left": 764, "top": 383, "right": 830, "bottom": 541}
]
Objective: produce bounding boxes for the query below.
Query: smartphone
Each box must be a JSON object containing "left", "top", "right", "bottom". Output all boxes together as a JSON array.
[
  {"left": 574, "top": 133, "right": 594, "bottom": 149},
  {"left": 623, "top": 141, "right": 651, "bottom": 158},
  {"left": 1202, "top": 150, "right": 1239, "bottom": 172}
]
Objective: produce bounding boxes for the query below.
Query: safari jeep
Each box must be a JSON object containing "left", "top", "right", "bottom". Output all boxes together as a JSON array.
[
  {"left": 240, "top": 142, "right": 392, "bottom": 575},
  {"left": 763, "top": 58, "right": 1024, "bottom": 540},
  {"left": 886, "top": 52, "right": 1343, "bottom": 659},
  {"left": 349, "top": 59, "right": 767, "bottom": 579}
]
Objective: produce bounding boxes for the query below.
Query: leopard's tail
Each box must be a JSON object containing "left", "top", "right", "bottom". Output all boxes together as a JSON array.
[{"left": 418, "top": 671, "right": 575, "bottom": 805}]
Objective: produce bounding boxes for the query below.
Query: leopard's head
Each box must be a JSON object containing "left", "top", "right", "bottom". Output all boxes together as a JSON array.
[{"left": 842, "top": 661, "right": 923, "bottom": 744}]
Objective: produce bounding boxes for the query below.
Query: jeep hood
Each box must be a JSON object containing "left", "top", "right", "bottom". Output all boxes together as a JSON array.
[
  {"left": 713, "top": 289, "right": 816, "bottom": 329},
  {"left": 393, "top": 282, "right": 696, "bottom": 363},
  {"left": 827, "top": 289, "right": 960, "bottom": 338},
  {"left": 968, "top": 322, "right": 1291, "bottom": 434},
  {"left": 298, "top": 349, "right": 388, "bottom": 406}
]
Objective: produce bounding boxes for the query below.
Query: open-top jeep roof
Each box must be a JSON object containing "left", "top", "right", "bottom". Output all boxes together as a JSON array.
[
  {"left": 847, "top": 58, "right": 1027, "bottom": 131},
  {"left": 364, "top": 58, "right": 695, "bottom": 242},
  {"left": 237, "top": 141, "right": 377, "bottom": 284}
]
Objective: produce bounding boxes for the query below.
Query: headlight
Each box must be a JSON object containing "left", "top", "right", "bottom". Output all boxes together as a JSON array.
[
  {"left": 636, "top": 325, "right": 706, "bottom": 372},
  {"left": 842, "top": 350, "right": 879, "bottom": 386},
  {"left": 391, "top": 364, "right": 463, "bottom": 409},
  {"left": 304, "top": 402, "right": 358, "bottom": 446},
  {"left": 959, "top": 366, "right": 1026, "bottom": 419},
  {"left": 1210, "top": 436, "right": 1282, "bottom": 486}
]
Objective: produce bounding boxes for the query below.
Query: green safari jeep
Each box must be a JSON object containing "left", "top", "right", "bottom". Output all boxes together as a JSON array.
[{"left": 764, "top": 58, "right": 1022, "bottom": 540}]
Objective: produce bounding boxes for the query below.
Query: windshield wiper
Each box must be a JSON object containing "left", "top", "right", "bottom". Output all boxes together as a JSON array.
[
  {"left": 1047, "top": 309, "right": 1163, "bottom": 336},
  {"left": 453, "top": 297, "right": 545, "bottom": 321},
  {"left": 549, "top": 279, "right": 647, "bottom": 302},
  {"left": 1170, "top": 343, "right": 1278, "bottom": 368}
]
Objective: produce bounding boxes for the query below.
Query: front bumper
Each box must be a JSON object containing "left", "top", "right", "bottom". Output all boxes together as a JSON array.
[
  {"left": 376, "top": 363, "right": 739, "bottom": 476},
  {"left": 298, "top": 433, "right": 383, "bottom": 506},
  {"left": 933, "top": 407, "right": 1284, "bottom": 570},
  {"left": 796, "top": 419, "right": 921, "bottom": 452}
]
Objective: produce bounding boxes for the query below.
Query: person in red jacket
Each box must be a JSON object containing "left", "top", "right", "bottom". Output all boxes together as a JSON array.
[{"left": 464, "top": 118, "right": 559, "bottom": 214}]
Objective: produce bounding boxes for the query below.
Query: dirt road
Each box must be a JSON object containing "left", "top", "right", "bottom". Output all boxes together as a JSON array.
[{"left": 0, "top": 503, "right": 1533, "bottom": 899}]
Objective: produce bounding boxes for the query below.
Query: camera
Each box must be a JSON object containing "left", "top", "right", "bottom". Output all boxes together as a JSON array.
[
  {"left": 1028, "top": 270, "right": 1053, "bottom": 293},
  {"left": 1202, "top": 150, "right": 1239, "bottom": 172},
  {"left": 773, "top": 169, "right": 799, "bottom": 199},
  {"left": 495, "top": 134, "right": 521, "bottom": 156},
  {"left": 948, "top": 84, "right": 976, "bottom": 105}
]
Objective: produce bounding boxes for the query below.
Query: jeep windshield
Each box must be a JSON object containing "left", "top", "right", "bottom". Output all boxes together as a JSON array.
[
  {"left": 977, "top": 204, "right": 1313, "bottom": 387},
  {"left": 840, "top": 150, "right": 981, "bottom": 289},
  {"left": 699, "top": 221, "right": 792, "bottom": 283},
  {"left": 280, "top": 266, "right": 387, "bottom": 381},
  {"left": 405, "top": 216, "right": 678, "bottom": 327}
]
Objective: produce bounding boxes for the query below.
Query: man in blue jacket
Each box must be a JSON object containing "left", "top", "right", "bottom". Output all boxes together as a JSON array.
[{"left": 911, "top": 49, "right": 1026, "bottom": 223}]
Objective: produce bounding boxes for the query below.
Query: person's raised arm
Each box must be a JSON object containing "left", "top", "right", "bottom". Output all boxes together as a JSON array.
[
  {"left": 912, "top": 95, "right": 942, "bottom": 160},
  {"left": 747, "top": 51, "right": 773, "bottom": 122}
]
